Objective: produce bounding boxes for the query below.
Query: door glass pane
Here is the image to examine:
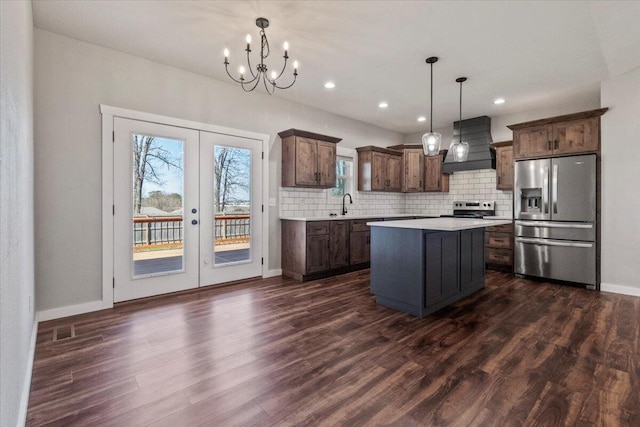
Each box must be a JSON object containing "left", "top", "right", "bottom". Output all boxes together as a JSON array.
[
  {"left": 213, "top": 145, "right": 251, "bottom": 265},
  {"left": 132, "top": 134, "right": 184, "bottom": 277}
]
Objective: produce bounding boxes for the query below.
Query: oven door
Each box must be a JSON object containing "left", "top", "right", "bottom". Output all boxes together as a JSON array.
[{"left": 514, "top": 237, "right": 596, "bottom": 286}]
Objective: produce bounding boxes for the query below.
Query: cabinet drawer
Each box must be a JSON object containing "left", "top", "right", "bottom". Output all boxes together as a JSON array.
[
  {"left": 485, "top": 223, "right": 513, "bottom": 233},
  {"left": 486, "top": 232, "right": 513, "bottom": 249},
  {"left": 306, "top": 221, "right": 330, "bottom": 235},
  {"left": 486, "top": 248, "right": 513, "bottom": 265},
  {"left": 351, "top": 219, "right": 382, "bottom": 232}
]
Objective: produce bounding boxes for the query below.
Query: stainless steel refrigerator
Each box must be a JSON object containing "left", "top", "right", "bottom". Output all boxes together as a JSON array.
[{"left": 514, "top": 154, "right": 598, "bottom": 289}]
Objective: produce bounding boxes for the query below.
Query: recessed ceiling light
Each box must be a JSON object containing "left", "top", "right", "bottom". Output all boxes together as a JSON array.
[
  {"left": 494, "top": 98, "right": 506, "bottom": 105},
  {"left": 378, "top": 102, "right": 388, "bottom": 109},
  {"left": 324, "top": 81, "right": 336, "bottom": 89},
  {"left": 417, "top": 116, "right": 427, "bottom": 122}
]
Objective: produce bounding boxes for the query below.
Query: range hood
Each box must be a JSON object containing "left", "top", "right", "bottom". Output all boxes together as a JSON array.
[{"left": 443, "top": 115, "right": 496, "bottom": 173}]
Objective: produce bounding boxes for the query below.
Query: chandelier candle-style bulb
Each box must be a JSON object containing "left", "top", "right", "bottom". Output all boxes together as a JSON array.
[{"left": 223, "top": 17, "right": 299, "bottom": 94}]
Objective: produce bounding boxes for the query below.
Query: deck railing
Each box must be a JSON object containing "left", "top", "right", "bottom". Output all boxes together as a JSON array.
[{"left": 133, "top": 214, "right": 250, "bottom": 249}]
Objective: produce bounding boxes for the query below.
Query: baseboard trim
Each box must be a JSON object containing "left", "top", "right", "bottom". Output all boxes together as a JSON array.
[
  {"left": 600, "top": 282, "right": 640, "bottom": 297},
  {"left": 38, "top": 300, "right": 113, "bottom": 322},
  {"left": 17, "top": 314, "right": 38, "bottom": 427},
  {"left": 264, "top": 269, "right": 283, "bottom": 278}
]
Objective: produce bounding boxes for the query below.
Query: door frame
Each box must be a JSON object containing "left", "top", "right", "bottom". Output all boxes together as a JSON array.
[{"left": 100, "top": 105, "right": 271, "bottom": 306}]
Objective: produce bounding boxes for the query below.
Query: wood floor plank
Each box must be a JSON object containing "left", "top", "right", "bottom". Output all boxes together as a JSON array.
[{"left": 26, "top": 270, "right": 640, "bottom": 426}]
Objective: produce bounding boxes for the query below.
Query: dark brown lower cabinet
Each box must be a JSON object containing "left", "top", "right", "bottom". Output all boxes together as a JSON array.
[
  {"left": 329, "top": 221, "right": 349, "bottom": 268},
  {"left": 349, "top": 231, "right": 370, "bottom": 265},
  {"left": 282, "top": 218, "right": 382, "bottom": 281},
  {"left": 306, "top": 234, "right": 330, "bottom": 273},
  {"left": 485, "top": 222, "right": 514, "bottom": 272}
]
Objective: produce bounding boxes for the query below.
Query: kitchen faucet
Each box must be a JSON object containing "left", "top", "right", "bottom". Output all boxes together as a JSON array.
[{"left": 342, "top": 193, "right": 353, "bottom": 215}]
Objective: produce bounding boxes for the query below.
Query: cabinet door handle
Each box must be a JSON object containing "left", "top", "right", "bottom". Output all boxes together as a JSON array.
[
  {"left": 497, "top": 176, "right": 501, "bottom": 185},
  {"left": 548, "top": 141, "right": 552, "bottom": 150},
  {"left": 554, "top": 140, "right": 558, "bottom": 150}
]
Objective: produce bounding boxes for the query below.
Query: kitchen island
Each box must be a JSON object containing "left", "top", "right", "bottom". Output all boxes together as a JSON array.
[{"left": 368, "top": 218, "right": 512, "bottom": 317}]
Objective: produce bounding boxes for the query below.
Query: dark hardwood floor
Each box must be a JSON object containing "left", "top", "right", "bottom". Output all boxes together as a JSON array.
[{"left": 27, "top": 270, "right": 640, "bottom": 426}]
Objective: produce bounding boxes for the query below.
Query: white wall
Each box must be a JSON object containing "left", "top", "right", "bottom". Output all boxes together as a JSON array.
[
  {"left": 600, "top": 66, "right": 640, "bottom": 293},
  {"left": 0, "top": 1, "right": 36, "bottom": 426},
  {"left": 34, "top": 29, "right": 403, "bottom": 311}
]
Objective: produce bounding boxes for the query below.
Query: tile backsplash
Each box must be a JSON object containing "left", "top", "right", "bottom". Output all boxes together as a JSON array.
[{"left": 280, "top": 169, "right": 513, "bottom": 218}]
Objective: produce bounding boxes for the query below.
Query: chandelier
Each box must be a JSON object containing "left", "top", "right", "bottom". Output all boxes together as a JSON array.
[
  {"left": 421, "top": 56, "right": 442, "bottom": 156},
  {"left": 451, "top": 77, "right": 469, "bottom": 162},
  {"left": 223, "top": 17, "right": 298, "bottom": 94}
]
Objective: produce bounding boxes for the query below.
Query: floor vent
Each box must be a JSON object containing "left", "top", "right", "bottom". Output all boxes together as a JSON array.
[{"left": 53, "top": 324, "right": 76, "bottom": 342}]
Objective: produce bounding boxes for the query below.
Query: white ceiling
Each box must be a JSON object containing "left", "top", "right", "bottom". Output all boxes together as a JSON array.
[{"left": 32, "top": 1, "right": 640, "bottom": 134}]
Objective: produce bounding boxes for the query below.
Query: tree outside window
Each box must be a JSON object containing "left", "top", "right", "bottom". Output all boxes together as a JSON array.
[{"left": 330, "top": 156, "right": 354, "bottom": 198}]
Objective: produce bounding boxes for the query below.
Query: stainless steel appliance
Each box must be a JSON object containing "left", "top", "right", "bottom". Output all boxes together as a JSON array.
[
  {"left": 514, "top": 154, "right": 597, "bottom": 289},
  {"left": 440, "top": 201, "right": 496, "bottom": 218}
]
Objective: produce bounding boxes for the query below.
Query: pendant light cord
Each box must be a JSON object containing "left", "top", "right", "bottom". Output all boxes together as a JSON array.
[
  {"left": 429, "top": 62, "right": 434, "bottom": 133},
  {"left": 459, "top": 80, "right": 463, "bottom": 143}
]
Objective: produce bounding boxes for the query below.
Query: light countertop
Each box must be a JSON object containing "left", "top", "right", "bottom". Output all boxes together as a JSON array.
[
  {"left": 281, "top": 214, "right": 513, "bottom": 222},
  {"left": 280, "top": 214, "right": 431, "bottom": 222},
  {"left": 368, "top": 217, "right": 513, "bottom": 231}
]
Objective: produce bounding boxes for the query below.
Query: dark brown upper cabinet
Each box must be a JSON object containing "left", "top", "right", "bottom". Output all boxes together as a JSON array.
[
  {"left": 508, "top": 108, "right": 607, "bottom": 160},
  {"left": 492, "top": 141, "right": 514, "bottom": 191},
  {"left": 279, "top": 129, "right": 341, "bottom": 188},
  {"left": 388, "top": 145, "right": 424, "bottom": 192},
  {"left": 356, "top": 146, "right": 403, "bottom": 192},
  {"left": 424, "top": 151, "right": 449, "bottom": 193}
]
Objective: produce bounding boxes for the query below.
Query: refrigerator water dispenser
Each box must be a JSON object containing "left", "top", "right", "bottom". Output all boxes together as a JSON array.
[{"left": 520, "top": 188, "right": 542, "bottom": 214}]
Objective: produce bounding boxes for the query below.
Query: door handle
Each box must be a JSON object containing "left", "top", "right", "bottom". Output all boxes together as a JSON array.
[
  {"left": 191, "top": 219, "right": 198, "bottom": 225},
  {"left": 548, "top": 141, "right": 552, "bottom": 150},
  {"left": 516, "top": 237, "right": 593, "bottom": 248},
  {"left": 552, "top": 164, "right": 558, "bottom": 214},
  {"left": 516, "top": 221, "right": 593, "bottom": 229},
  {"left": 543, "top": 165, "right": 549, "bottom": 214}
]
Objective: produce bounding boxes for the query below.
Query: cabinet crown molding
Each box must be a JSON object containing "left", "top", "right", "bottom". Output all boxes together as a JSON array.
[
  {"left": 278, "top": 128, "right": 342, "bottom": 143},
  {"left": 507, "top": 108, "right": 608, "bottom": 131},
  {"left": 491, "top": 141, "right": 513, "bottom": 148}
]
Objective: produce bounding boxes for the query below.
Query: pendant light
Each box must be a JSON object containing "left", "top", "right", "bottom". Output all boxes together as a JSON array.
[
  {"left": 451, "top": 77, "right": 469, "bottom": 162},
  {"left": 422, "top": 57, "right": 442, "bottom": 156}
]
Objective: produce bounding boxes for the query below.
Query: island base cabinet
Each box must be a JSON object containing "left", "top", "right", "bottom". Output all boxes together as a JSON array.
[
  {"left": 424, "top": 232, "right": 460, "bottom": 307},
  {"left": 370, "top": 228, "right": 425, "bottom": 316},
  {"left": 460, "top": 229, "right": 485, "bottom": 292},
  {"left": 370, "top": 227, "right": 486, "bottom": 317}
]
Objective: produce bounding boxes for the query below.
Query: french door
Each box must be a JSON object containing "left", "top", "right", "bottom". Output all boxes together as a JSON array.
[
  {"left": 199, "top": 131, "right": 262, "bottom": 286},
  {"left": 113, "top": 118, "right": 262, "bottom": 302}
]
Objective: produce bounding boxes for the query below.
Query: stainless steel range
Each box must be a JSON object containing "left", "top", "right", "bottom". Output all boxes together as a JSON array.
[{"left": 440, "top": 201, "right": 496, "bottom": 218}]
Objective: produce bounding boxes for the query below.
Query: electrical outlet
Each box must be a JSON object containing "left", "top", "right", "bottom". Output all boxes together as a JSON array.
[{"left": 268, "top": 197, "right": 277, "bottom": 207}]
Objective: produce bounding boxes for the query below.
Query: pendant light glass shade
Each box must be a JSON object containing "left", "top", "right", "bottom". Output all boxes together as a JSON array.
[
  {"left": 451, "top": 76, "right": 469, "bottom": 162},
  {"left": 451, "top": 140, "right": 469, "bottom": 162},
  {"left": 422, "top": 131, "right": 442, "bottom": 156},
  {"left": 422, "top": 57, "right": 441, "bottom": 156}
]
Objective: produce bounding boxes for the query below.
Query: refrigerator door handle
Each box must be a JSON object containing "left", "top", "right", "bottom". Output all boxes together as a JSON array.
[
  {"left": 516, "top": 237, "right": 593, "bottom": 248},
  {"left": 543, "top": 165, "right": 549, "bottom": 214},
  {"left": 552, "top": 164, "right": 559, "bottom": 214},
  {"left": 516, "top": 221, "right": 593, "bottom": 229}
]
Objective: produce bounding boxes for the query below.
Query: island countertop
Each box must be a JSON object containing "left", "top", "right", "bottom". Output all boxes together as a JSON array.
[{"left": 367, "top": 217, "right": 513, "bottom": 231}]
